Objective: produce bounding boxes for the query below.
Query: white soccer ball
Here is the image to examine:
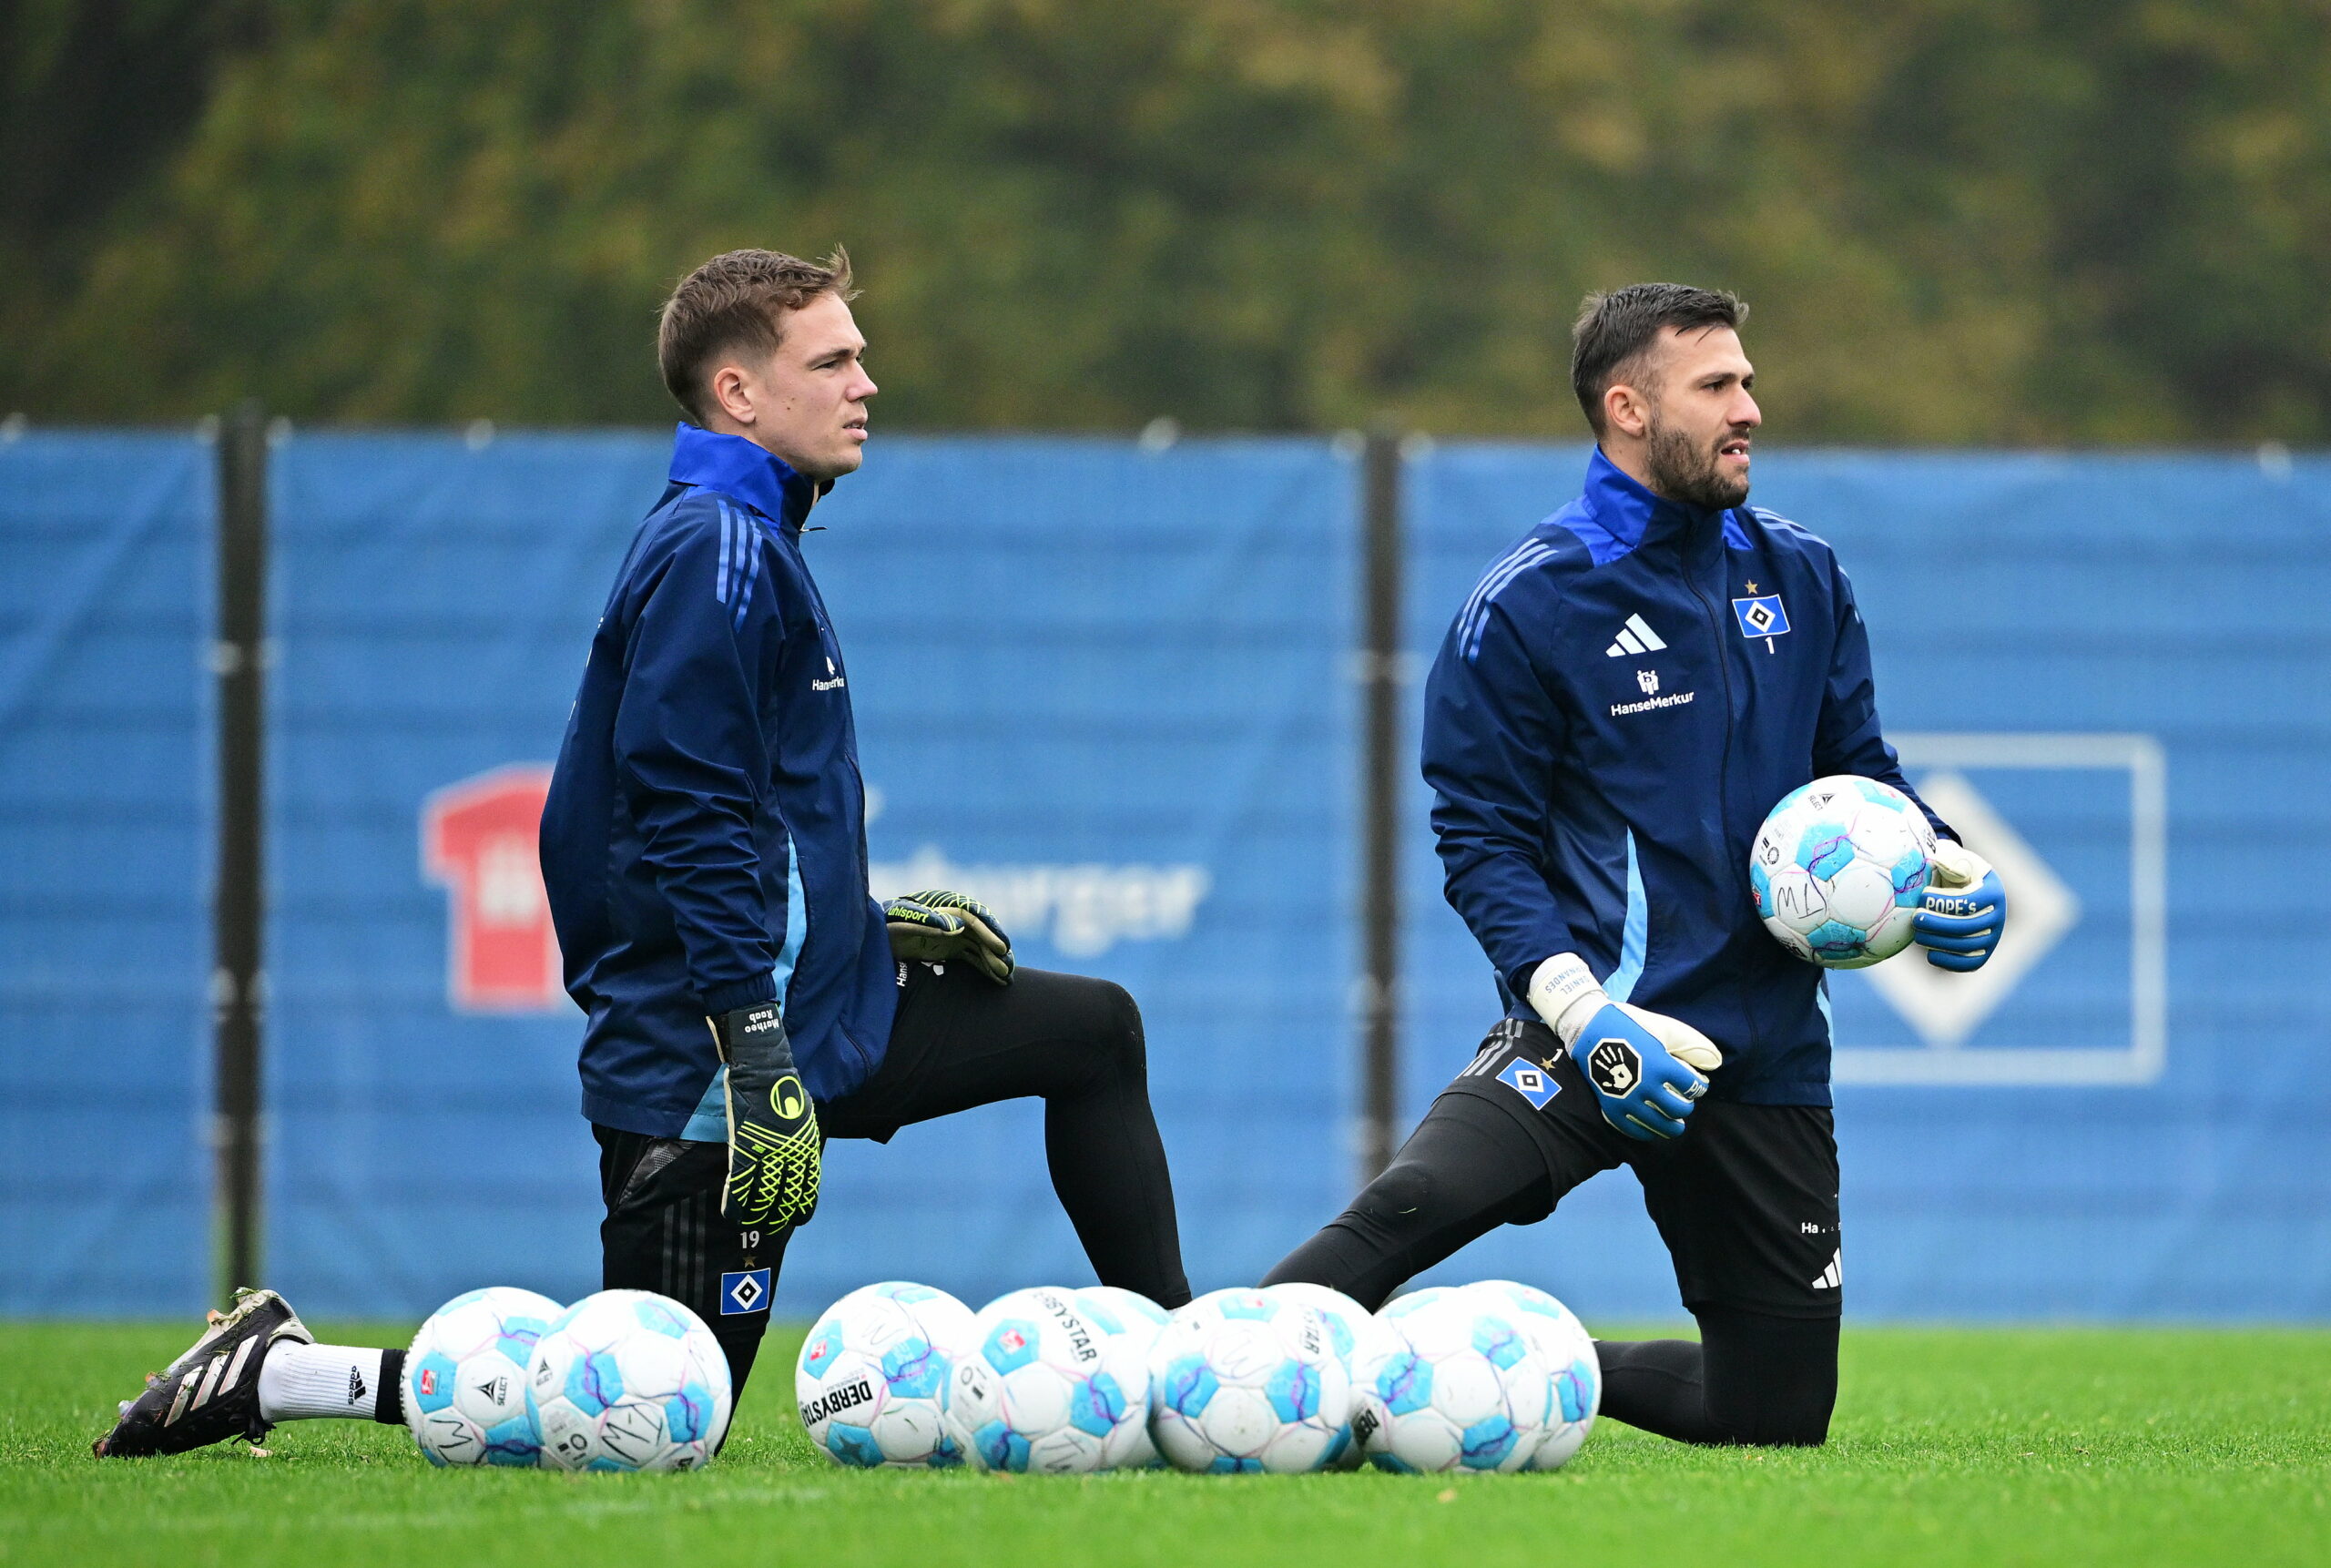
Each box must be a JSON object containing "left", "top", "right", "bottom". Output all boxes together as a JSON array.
[
  {"left": 1257, "top": 1282, "right": 1382, "bottom": 1470},
  {"left": 949, "top": 1287, "right": 1147, "bottom": 1473},
  {"left": 1750, "top": 774, "right": 1938, "bottom": 968},
  {"left": 1078, "top": 1286, "right": 1172, "bottom": 1335},
  {"left": 1145, "top": 1287, "right": 1352, "bottom": 1474},
  {"left": 526, "top": 1289, "right": 731, "bottom": 1471},
  {"left": 1379, "top": 1286, "right": 1455, "bottom": 1322},
  {"left": 1074, "top": 1288, "right": 1173, "bottom": 1469},
  {"left": 796, "top": 1281, "right": 977, "bottom": 1469},
  {"left": 1361, "top": 1291, "right": 1555, "bottom": 1473},
  {"left": 1461, "top": 1281, "right": 1601, "bottom": 1471},
  {"left": 403, "top": 1286, "right": 564, "bottom": 1467}
]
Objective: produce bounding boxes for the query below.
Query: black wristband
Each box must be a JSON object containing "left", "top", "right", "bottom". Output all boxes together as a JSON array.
[{"left": 713, "top": 1002, "right": 787, "bottom": 1063}]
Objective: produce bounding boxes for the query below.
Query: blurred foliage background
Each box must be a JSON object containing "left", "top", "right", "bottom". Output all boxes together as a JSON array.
[{"left": 5, "top": 0, "right": 2328, "bottom": 442}]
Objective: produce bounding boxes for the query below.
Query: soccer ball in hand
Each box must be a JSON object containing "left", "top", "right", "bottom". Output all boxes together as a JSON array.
[
  {"left": 1361, "top": 1291, "right": 1554, "bottom": 1473},
  {"left": 796, "top": 1282, "right": 977, "bottom": 1469},
  {"left": 1145, "top": 1288, "right": 1352, "bottom": 1474},
  {"left": 527, "top": 1290, "right": 731, "bottom": 1471},
  {"left": 1075, "top": 1288, "right": 1173, "bottom": 1468},
  {"left": 403, "top": 1286, "right": 564, "bottom": 1467},
  {"left": 949, "top": 1287, "right": 1147, "bottom": 1473},
  {"left": 1460, "top": 1281, "right": 1600, "bottom": 1471},
  {"left": 1751, "top": 775, "right": 1937, "bottom": 968}
]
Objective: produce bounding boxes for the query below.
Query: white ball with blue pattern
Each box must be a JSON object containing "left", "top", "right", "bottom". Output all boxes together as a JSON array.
[
  {"left": 402, "top": 1286, "right": 564, "bottom": 1467},
  {"left": 1145, "top": 1287, "right": 1353, "bottom": 1474},
  {"left": 1751, "top": 774, "right": 1938, "bottom": 968},
  {"left": 526, "top": 1289, "right": 731, "bottom": 1471},
  {"left": 1361, "top": 1290, "right": 1554, "bottom": 1473},
  {"left": 1073, "top": 1288, "right": 1173, "bottom": 1469},
  {"left": 795, "top": 1281, "right": 977, "bottom": 1469},
  {"left": 1378, "top": 1286, "right": 1455, "bottom": 1323},
  {"left": 1257, "top": 1282, "right": 1385, "bottom": 1470},
  {"left": 949, "top": 1287, "right": 1147, "bottom": 1473},
  {"left": 1460, "top": 1280, "right": 1601, "bottom": 1471},
  {"left": 1349, "top": 1286, "right": 1462, "bottom": 1469}
]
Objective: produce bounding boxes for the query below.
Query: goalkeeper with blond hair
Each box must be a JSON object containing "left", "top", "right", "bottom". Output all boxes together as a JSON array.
[{"left": 95, "top": 249, "right": 1189, "bottom": 1458}]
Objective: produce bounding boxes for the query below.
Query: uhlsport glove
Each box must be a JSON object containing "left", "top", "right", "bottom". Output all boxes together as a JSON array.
[
  {"left": 884, "top": 889, "right": 1015, "bottom": 985},
  {"left": 707, "top": 1003, "right": 820, "bottom": 1230},
  {"left": 1914, "top": 840, "right": 2007, "bottom": 972},
  {"left": 1528, "top": 953, "right": 1724, "bottom": 1141}
]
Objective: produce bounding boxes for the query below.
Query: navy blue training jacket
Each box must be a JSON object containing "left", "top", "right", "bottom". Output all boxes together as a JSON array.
[
  {"left": 1423, "top": 449, "right": 1949, "bottom": 1107},
  {"left": 541, "top": 424, "right": 898, "bottom": 1137}
]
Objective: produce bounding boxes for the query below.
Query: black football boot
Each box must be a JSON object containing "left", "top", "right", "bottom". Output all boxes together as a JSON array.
[{"left": 93, "top": 1288, "right": 312, "bottom": 1458}]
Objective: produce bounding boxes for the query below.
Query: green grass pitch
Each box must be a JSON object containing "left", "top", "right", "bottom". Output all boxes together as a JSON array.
[{"left": 4, "top": 1322, "right": 2326, "bottom": 1567}]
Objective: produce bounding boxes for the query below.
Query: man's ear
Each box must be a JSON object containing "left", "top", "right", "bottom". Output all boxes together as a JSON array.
[
  {"left": 1603, "top": 381, "right": 1653, "bottom": 441},
  {"left": 709, "top": 361, "right": 758, "bottom": 428}
]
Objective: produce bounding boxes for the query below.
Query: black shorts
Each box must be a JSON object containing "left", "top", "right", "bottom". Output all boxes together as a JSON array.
[
  {"left": 1441, "top": 1018, "right": 1843, "bottom": 1319},
  {"left": 596, "top": 962, "right": 1164, "bottom": 1337}
]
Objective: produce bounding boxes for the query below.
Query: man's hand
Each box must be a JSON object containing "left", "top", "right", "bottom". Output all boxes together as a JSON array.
[
  {"left": 884, "top": 890, "right": 1014, "bottom": 985},
  {"left": 1527, "top": 954, "right": 1723, "bottom": 1141},
  {"left": 1914, "top": 840, "right": 2006, "bottom": 972},
  {"left": 707, "top": 1003, "right": 820, "bottom": 1229}
]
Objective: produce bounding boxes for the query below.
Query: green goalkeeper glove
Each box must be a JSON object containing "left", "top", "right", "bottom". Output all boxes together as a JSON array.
[
  {"left": 883, "top": 890, "right": 1015, "bottom": 985},
  {"left": 707, "top": 1003, "right": 820, "bottom": 1230}
]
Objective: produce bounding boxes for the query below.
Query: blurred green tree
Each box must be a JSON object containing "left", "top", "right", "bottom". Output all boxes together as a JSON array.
[{"left": 4, "top": 0, "right": 2326, "bottom": 443}]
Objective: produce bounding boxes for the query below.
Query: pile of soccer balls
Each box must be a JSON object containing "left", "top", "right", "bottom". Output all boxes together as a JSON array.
[
  {"left": 794, "top": 1278, "right": 1601, "bottom": 1475},
  {"left": 402, "top": 1287, "right": 732, "bottom": 1471}
]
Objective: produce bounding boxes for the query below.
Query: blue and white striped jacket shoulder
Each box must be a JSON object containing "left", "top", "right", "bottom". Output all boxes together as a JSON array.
[
  {"left": 706, "top": 495, "right": 769, "bottom": 631},
  {"left": 1451, "top": 519, "right": 1597, "bottom": 664}
]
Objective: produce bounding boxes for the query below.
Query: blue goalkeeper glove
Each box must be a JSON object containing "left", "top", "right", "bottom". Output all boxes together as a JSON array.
[
  {"left": 1914, "top": 841, "right": 2007, "bottom": 972},
  {"left": 884, "top": 889, "right": 1015, "bottom": 985},
  {"left": 1527, "top": 954, "right": 1722, "bottom": 1141}
]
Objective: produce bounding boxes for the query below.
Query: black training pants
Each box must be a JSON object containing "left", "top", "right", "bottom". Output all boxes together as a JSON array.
[
  {"left": 597, "top": 962, "right": 1192, "bottom": 1396},
  {"left": 1262, "top": 1019, "right": 1841, "bottom": 1446}
]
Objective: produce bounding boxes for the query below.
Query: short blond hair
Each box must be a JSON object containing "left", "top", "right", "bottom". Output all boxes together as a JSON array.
[{"left": 657, "top": 248, "right": 856, "bottom": 423}]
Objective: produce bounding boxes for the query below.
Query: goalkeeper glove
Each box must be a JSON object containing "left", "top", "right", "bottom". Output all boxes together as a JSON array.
[
  {"left": 1528, "top": 953, "right": 1723, "bottom": 1141},
  {"left": 1914, "top": 840, "right": 2007, "bottom": 972},
  {"left": 884, "top": 890, "right": 1015, "bottom": 985},
  {"left": 707, "top": 1003, "right": 820, "bottom": 1230}
]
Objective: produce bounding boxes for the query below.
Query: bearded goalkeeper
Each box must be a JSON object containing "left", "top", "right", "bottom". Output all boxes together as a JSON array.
[{"left": 1263, "top": 284, "right": 2006, "bottom": 1445}]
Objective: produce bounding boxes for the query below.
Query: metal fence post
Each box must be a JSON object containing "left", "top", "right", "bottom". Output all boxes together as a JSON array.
[
  {"left": 213, "top": 401, "right": 269, "bottom": 1298},
  {"left": 1358, "top": 427, "right": 1405, "bottom": 1186}
]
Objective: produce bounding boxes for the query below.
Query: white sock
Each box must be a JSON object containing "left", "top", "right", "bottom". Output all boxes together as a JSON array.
[{"left": 258, "top": 1342, "right": 388, "bottom": 1422}]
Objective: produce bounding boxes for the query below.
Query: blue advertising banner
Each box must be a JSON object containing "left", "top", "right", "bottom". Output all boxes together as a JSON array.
[
  {"left": 1403, "top": 445, "right": 2331, "bottom": 1319},
  {"left": 0, "top": 432, "right": 214, "bottom": 1314},
  {"left": 260, "top": 433, "right": 1356, "bottom": 1319},
  {"left": 5, "top": 430, "right": 2327, "bottom": 1321}
]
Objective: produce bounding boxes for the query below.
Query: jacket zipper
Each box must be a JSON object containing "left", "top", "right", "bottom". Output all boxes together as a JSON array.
[
  {"left": 782, "top": 533, "right": 880, "bottom": 1084},
  {"left": 1680, "top": 525, "right": 1764, "bottom": 1062},
  {"left": 837, "top": 752, "right": 879, "bottom": 1077},
  {"left": 1680, "top": 532, "right": 1735, "bottom": 837}
]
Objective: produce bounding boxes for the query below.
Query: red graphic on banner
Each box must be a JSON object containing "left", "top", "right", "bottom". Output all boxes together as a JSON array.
[{"left": 421, "top": 765, "right": 563, "bottom": 1013}]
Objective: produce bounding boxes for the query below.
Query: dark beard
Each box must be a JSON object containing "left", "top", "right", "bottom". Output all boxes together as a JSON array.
[{"left": 1644, "top": 421, "right": 1749, "bottom": 511}]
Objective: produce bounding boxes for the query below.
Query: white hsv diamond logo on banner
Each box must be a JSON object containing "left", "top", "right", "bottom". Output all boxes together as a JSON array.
[
  {"left": 1860, "top": 769, "right": 2082, "bottom": 1048},
  {"left": 1830, "top": 733, "right": 2167, "bottom": 1087}
]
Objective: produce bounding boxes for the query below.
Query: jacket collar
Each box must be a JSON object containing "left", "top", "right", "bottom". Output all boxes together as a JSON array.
[
  {"left": 667, "top": 423, "right": 829, "bottom": 533},
  {"left": 1581, "top": 445, "right": 1731, "bottom": 549}
]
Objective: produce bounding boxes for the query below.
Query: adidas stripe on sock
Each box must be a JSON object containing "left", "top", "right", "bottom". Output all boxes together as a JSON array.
[{"left": 258, "top": 1343, "right": 405, "bottom": 1425}]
